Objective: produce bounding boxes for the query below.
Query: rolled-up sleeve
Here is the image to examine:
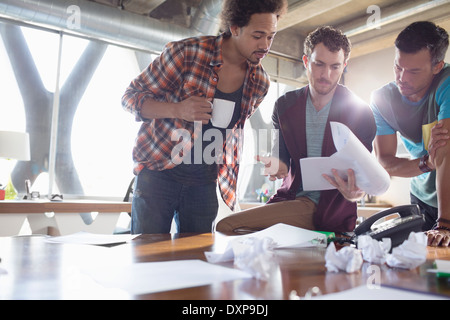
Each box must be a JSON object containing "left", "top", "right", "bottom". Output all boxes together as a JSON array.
[{"left": 121, "top": 41, "right": 185, "bottom": 121}]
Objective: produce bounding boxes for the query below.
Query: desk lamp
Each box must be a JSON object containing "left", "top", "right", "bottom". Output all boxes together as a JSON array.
[{"left": 0, "top": 131, "right": 30, "bottom": 200}]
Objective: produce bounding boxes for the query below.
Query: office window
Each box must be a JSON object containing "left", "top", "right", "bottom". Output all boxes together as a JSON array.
[
  {"left": 66, "top": 38, "right": 142, "bottom": 198},
  {"left": 0, "top": 20, "right": 294, "bottom": 202},
  {"left": 0, "top": 23, "right": 60, "bottom": 192},
  {"left": 0, "top": 26, "right": 26, "bottom": 132},
  {"left": 0, "top": 22, "right": 142, "bottom": 198},
  {"left": 238, "top": 82, "right": 295, "bottom": 202}
]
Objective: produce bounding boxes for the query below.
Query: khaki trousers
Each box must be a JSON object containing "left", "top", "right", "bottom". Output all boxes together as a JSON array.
[{"left": 216, "top": 197, "right": 317, "bottom": 235}]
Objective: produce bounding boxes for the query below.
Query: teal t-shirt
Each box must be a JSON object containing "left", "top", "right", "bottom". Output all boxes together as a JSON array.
[{"left": 370, "top": 64, "right": 450, "bottom": 207}]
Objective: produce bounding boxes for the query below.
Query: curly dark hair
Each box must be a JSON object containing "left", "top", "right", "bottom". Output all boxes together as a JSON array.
[
  {"left": 220, "top": 0, "right": 288, "bottom": 36},
  {"left": 395, "top": 21, "right": 449, "bottom": 66},
  {"left": 304, "top": 26, "right": 351, "bottom": 61}
]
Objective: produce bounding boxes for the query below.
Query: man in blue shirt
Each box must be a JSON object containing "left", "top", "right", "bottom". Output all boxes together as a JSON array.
[{"left": 370, "top": 21, "right": 450, "bottom": 247}]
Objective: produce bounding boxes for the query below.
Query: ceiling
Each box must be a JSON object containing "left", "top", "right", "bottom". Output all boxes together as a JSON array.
[
  {"left": 84, "top": 0, "right": 450, "bottom": 85},
  {"left": 88, "top": 0, "right": 450, "bottom": 60},
  {"left": 1, "top": 0, "right": 448, "bottom": 86}
]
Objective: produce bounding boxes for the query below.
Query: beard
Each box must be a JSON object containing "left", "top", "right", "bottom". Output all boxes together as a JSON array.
[
  {"left": 396, "top": 81, "right": 417, "bottom": 97},
  {"left": 312, "top": 77, "right": 339, "bottom": 95},
  {"left": 247, "top": 50, "right": 268, "bottom": 65}
]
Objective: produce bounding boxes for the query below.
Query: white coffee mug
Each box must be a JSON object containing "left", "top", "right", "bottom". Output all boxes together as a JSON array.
[{"left": 211, "top": 99, "right": 235, "bottom": 128}]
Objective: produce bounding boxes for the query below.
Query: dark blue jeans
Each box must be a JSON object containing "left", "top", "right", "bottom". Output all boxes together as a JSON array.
[
  {"left": 131, "top": 168, "right": 219, "bottom": 234},
  {"left": 410, "top": 193, "right": 438, "bottom": 231}
]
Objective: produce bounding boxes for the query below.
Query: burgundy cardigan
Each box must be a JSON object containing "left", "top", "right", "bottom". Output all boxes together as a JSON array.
[{"left": 267, "top": 85, "right": 376, "bottom": 232}]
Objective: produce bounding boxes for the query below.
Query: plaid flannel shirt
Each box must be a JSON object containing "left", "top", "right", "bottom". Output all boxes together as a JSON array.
[{"left": 122, "top": 34, "right": 270, "bottom": 211}]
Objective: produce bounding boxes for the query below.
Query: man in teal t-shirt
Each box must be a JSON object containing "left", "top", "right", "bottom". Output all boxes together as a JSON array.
[{"left": 370, "top": 21, "right": 450, "bottom": 247}]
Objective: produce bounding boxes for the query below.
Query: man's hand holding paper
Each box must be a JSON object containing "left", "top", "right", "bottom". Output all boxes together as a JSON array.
[
  {"left": 323, "top": 168, "right": 365, "bottom": 202},
  {"left": 301, "top": 122, "right": 390, "bottom": 196}
]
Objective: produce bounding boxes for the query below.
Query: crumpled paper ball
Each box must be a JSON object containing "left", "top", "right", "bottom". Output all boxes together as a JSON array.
[
  {"left": 357, "top": 235, "right": 391, "bottom": 264},
  {"left": 325, "top": 242, "right": 363, "bottom": 273},
  {"left": 386, "top": 232, "right": 427, "bottom": 270},
  {"left": 233, "top": 237, "right": 277, "bottom": 280}
]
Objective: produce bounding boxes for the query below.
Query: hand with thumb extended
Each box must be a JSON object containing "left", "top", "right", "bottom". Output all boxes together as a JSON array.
[{"left": 255, "top": 155, "right": 288, "bottom": 181}]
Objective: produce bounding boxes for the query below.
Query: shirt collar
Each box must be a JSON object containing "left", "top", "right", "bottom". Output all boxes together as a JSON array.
[{"left": 210, "top": 33, "right": 225, "bottom": 68}]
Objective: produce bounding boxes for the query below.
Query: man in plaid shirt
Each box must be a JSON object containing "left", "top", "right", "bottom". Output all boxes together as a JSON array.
[{"left": 122, "top": 0, "right": 287, "bottom": 234}]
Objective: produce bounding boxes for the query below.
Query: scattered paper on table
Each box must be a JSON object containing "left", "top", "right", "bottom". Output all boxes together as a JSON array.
[
  {"left": 300, "top": 122, "right": 390, "bottom": 196},
  {"left": 83, "top": 259, "right": 251, "bottom": 296},
  {"left": 229, "top": 237, "right": 277, "bottom": 280},
  {"left": 386, "top": 232, "right": 427, "bottom": 269},
  {"left": 357, "top": 235, "right": 391, "bottom": 264},
  {"left": 245, "top": 223, "right": 328, "bottom": 248},
  {"left": 45, "top": 231, "right": 138, "bottom": 246},
  {"left": 206, "top": 224, "right": 327, "bottom": 263},
  {"left": 325, "top": 242, "right": 363, "bottom": 273}
]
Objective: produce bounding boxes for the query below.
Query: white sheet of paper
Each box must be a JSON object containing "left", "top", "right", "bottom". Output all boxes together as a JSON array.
[
  {"left": 300, "top": 122, "right": 390, "bottom": 196},
  {"left": 430, "top": 259, "right": 450, "bottom": 276},
  {"left": 436, "top": 260, "right": 450, "bottom": 272},
  {"left": 300, "top": 155, "right": 357, "bottom": 191},
  {"left": 83, "top": 260, "right": 251, "bottom": 295},
  {"left": 206, "top": 224, "right": 327, "bottom": 263},
  {"left": 45, "top": 231, "right": 138, "bottom": 246},
  {"left": 312, "top": 285, "right": 449, "bottom": 300},
  {"left": 243, "top": 223, "right": 327, "bottom": 248}
]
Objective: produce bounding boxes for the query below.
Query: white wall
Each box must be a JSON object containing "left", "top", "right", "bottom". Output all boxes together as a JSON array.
[{"left": 346, "top": 47, "right": 396, "bottom": 103}]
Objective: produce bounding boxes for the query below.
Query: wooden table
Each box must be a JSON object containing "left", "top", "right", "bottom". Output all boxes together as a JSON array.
[
  {"left": 0, "top": 232, "right": 449, "bottom": 301},
  {"left": 0, "top": 200, "right": 131, "bottom": 236},
  {"left": 0, "top": 200, "right": 131, "bottom": 214}
]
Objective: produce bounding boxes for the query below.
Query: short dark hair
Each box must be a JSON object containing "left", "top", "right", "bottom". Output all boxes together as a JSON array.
[
  {"left": 304, "top": 26, "right": 351, "bottom": 61},
  {"left": 220, "top": 0, "right": 288, "bottom": 36},
  {"left": 395, "top": 21, "right": 449, "bottom": 65}
]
